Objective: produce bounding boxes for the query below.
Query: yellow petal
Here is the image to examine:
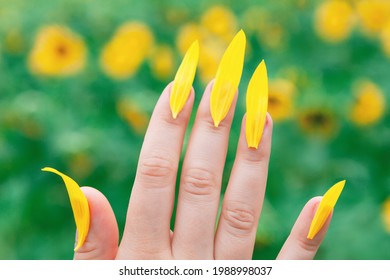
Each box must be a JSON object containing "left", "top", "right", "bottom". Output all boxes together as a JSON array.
[
  {"left": 246, "top": 60, "right": 268, "bottom": 149},
  {"left": 170, "top": 40, "right": 199, "bottom": 119},
  {"left": 210, "top": 29, "right": 246, "bottom": 127},
  {"left": 42, "top": 167, "right": 90, "bottom": 251},
  {"left": 307, "top": 180, "right": 346, "bottom": 240}
]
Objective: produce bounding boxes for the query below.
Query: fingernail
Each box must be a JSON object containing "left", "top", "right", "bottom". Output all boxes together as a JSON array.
[
  {"left": 246, "top": 60, "right": 268, "bottom": 149},
  {"left": 170, "top": 40, "right": 199, "bottom": 119},
  {"left": 42, "top": 167, "right": 90, "bottom": 251},
  {"left": 210, "top": 30, "right": 246, "bottom": 127},
  {"left": 307, "top": 180, "right": 346, "bottom": 240}
]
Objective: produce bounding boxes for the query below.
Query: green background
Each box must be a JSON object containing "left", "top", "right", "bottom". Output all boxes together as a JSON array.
[{"left": 0, "top": 0, "right": 389, "bottom": 259}]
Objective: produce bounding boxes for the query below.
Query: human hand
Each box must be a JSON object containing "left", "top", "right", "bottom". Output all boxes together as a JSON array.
[{"left": 72, "top": 81, "right": 332, "bottom": 260}]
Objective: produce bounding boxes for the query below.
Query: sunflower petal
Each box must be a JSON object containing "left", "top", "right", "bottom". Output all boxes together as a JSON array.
[
  {"left": 170, "top": 40, "right": 199, "bottom": 119},
  {"left": 246, "top": 60, "right": 268, "bottom": 149},
  {"left": 210, "top": 29, "right": 246, "bottom": 127},
  {"left": 307, "top": 180, "right": 346, "bottom": 239},
  {"left": 42, "top": 167, "right": 90, "bottom": 251}
]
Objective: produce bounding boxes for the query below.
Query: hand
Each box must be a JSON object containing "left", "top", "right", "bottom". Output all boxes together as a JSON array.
[{"left": 74, "top": 82, "right": 331, "bottom": 260}]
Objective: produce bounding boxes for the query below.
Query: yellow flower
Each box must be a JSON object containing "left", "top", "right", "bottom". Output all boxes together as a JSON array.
[
  {"left": 117, "top": 98, "right": 149, "bottom": 134},
  {"left": 242, "top": 7, "right": 284, "bottom": 50},
  {"left": 298, "top": 108, "right": 338, "bottom": 138},
  {"left": 198, "top": 39, "right": 225, "bottom": 84},
  {"left": 350, "top": 80, "right": 386, "bottom": 126},
  {"left": 42, "top": 167, "right": 90, "bottom": 251},
  {"left": 268, "top": 79, "right": 295, "bottom": 121},
  {"left": 382, "top": 198, "right": 390, "bottom": 233},
  {"left": 175, "top": 21, "right": 235, "bottom": 85},
  {"left": 380, "top": 20, "right": 390, "bottom": 57},
  {"left": 100, "top": 22, "right": 154, "bottom": 79},
  {"left": 356, "top": 0, "right": 390, "bottom": 36},
  {"left": 176, "top": 23, "right": 207, "bottom": 55},
  {"left": 200, "top": 5, "right": 237, "bottom": 43},
  {"left": 242, "top": 7, "right": 269, "bottom": 34},
  {"left": 150, "top": 45, "right": 175, "bottom": 80},
  {"left": 314, "top": 0, "right": 355, "bottom": 43},
  {"left": 28, "top": 25, "right": 86, "bottom": 76},
  {"left": 307, "top": 180, "right": 346, "bottom": 239}
]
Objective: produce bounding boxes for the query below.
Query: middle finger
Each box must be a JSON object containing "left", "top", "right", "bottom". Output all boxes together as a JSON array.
[{"left": 172, "top": 81, "right": 238, "bottom": 259}]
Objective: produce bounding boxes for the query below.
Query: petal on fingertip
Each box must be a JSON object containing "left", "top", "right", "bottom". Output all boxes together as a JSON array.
[
  {"left": 307, "top": 180, "right": 346, "bottom": 240},
  {"left": 42, "top": 167, "right": 90, "bottom": 251},
  {"left": 245, "top": 60, "right": 268, "bottom": 149},
  {"left": 210, "top": 30, "right": 246, "bottom": 127},
  {"left": 170, "top": 40, "right": 199, "bottom": 119}
]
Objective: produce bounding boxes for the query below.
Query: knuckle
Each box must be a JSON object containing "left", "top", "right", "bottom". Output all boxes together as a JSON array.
[
  {"left": 223, "top": 202, "right": 257, "bottom": 238},
  {"left": 295, "top": 234, "right": 319, "bottom": 254},
  {"left": 138, "top": 154, "right": 176, "bottom": 187},
  {"left": 181, "top": 167, "right": 217, "bottom": 199},
  {"left": 74, "top": 240, "right": 101, "bottom": 260},
  {"left": 160, "top": 114, "right": 183, "bottom": 127}
]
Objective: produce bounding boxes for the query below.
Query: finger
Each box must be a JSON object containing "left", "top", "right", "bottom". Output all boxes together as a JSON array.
[
  {"left": 118, "top": 83, "right": 194, "bottom": 259},
  {"left": 215, "top": 113, "right": 273, "bottom": 259},
  {"left": 172, "top": 81, "right": 238, "bottom": 259},
  {"left": 276, "top": 196, "right": 332, "bottom": 260},
  {"left": 74, "top": 187, "right": 118, "bottom": 260}
]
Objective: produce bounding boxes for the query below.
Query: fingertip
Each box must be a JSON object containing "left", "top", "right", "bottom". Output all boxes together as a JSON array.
[
  {"left": 277, "top": 196, "right": 332, "bottom": 260},
  {"left": 74, "top": 187, "right": 119, "bottom": 260},
  {"left": 296, "top": 196, "right": 333, "bottom": 241},
  {"left": 238, "top": 112, "right": 273, "bottom": 163}
]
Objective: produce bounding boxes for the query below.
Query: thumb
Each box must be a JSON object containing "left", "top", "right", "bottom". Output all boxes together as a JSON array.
[{"left": 74, "top": 187, "right": 119, "bottom": 260}]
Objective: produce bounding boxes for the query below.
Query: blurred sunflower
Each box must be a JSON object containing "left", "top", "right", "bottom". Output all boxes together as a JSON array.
[
  {"left": 198, "top": 40, "right": 225, "bottom": 84},
  {"left": 176, "top": 23, "right": 206, "bottom": 55},
  {"left": 28, "top": 25, "right": 86, "bottom": 76},
  {"left": 380, "top": 20, "right": 390, "bottom": 57},
  {"left": 200, "top": 5, "right": 237, "bottom": 43},
  {"left": 100, "top": 22, "right": 154, "bottom": 79},
  {"left": 268, "top": 79, "right": 296, "bottom": 121},
  {"left": 314, "top": 0, "right": 355, "bottom": 43},
  {"left": 176, "top": 23, "right": 226, "bottom": 84},
  {"left": 356, "top": 0, "right": 390, "bottom": 36},
  {"left": 117, "top": 98, "right": 149, "bottom": 134},
  {"left": 382, "top": 198, "right": 390, "bottom": 233},
  {"left": 350, "top": 80, "right": 386, "bottom": 126},
  {"left": 242, "top": 7, "right": 284, "bottom": 50},
  {"left": 298, "top": 108, "right": 338, "bottom": 138},
  {"left": 242, "top": 6, "right": 269, "bottom": 34},
  {"left": 149, "top": 45, "right": 175, "bottom": 80}
]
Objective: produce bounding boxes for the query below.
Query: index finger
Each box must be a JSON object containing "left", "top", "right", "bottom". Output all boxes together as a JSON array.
[{"left": 117, "top": 83, "right": 194, "bottom": 259}]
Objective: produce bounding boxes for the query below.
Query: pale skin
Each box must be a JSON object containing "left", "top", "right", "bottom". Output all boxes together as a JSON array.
[{"left": 74, "top": 81, "right": 332, "bottom": 260}]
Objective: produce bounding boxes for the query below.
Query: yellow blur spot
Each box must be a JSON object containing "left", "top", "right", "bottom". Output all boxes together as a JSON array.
[
  {"left": 150, "top": 45, "right": 175, "bottom": 80},
  {"left": 28, "top": 25, "right": 86, "bottom": 76},
  {"left": 268, "top": 79, "right": 295, "bottom": 121},
  {"left": 100, "top": 22, "right": 154, "bottom": 79},
  {"left": 356, "top": 0, "right": 390, "bottom": 36},
  {"left": 314, "top": 0, "right": 355, "bottom": 43},
  {"left": 350, "top": 80, "right": 385, "bottom": 126}
]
